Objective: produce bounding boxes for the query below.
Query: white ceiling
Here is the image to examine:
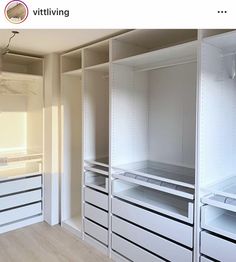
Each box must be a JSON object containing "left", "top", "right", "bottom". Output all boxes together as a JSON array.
[{"left": 0, "top": 29, "right": 125, "bottom": 56}]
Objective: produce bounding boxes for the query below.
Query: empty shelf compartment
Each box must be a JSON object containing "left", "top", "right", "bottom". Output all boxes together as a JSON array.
[
  {"left": 112, "top": 180, "right": 193, "bottom": 223},
  {"left": 85, "top": 171, "right": 108, "bottom": 193},
  {"left": 113, "top": 161, "right": 194, "bottom": 188},
  {"left": 113, "top": 170, "right": 194, "bottom": 199},
  {"left": 201, "top": 205, "right": 236, "bottom": 241}
]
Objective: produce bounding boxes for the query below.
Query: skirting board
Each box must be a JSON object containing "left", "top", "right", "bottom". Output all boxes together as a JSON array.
[
  {"left": 84, "top": 234, "right": 108, "bottom": 256},
  {"left": 61, "top": 221, "right": 82, "bottom": 239},
  {"left": 0, "top": 215, "right": 44, "bottom": 234}
]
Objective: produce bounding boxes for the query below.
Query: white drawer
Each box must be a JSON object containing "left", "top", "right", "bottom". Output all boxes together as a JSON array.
[
  {"left": 201, "top": 231, "right": 236, "bottom": 262},
  {"left": 112, "top": 234, "right": 165, "bottom": 262},
  {"left": 0, "top": 189, "right": 42, "bottom": 210},
  {"left": 200, "top": 256, "right": 214, "bottom": 262},
  {"left": 84, "top": 203, "right": 108, "bottom": 228},
  {"left": 0, "top": 176, "right": 42, "bottom": 196},
  {"left": 0, "top": 202, "right": 42, "bottom": 225},
  {"left": 112, "top": 216, "right": 192, "bottom": 262},
  {"left": 84, "top": 187, "right": 108, "bottom": 211},
  {"left": 84, "top": 219, "right": 108, "bottom": 245},
  {"left": 112, "top": 198, "right": 193, "bottom": 247}
]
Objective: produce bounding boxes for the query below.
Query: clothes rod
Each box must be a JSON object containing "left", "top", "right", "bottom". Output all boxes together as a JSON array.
[{"left": 134, "top": 59, "right": 197, "bottom": 72}]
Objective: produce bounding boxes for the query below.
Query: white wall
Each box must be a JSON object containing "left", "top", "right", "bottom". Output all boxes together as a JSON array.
[{"left": 149, "top": 62, "right": 197, "bottom": 168}]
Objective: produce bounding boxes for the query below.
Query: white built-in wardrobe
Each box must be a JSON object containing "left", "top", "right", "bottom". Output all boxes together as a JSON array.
[
  {"left": 60, "top": 29, "right": 236, "bottom": 262},
  {"left": 2, "top": 29, "right": 235, "bottom": 262}
]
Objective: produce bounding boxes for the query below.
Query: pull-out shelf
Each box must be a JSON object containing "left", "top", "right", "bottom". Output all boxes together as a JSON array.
[
  {"left": 113, "top": 180, "right": 193, "bottom": 223},
  {"left": 202, "top": 194, "right": 236, "bottom": 212},
  {"left": 201, "top": 205, "right": 236, "bottom": 241},
  {"left": 113, "top": 171, "right": 194, "bottom": 199},
  {"left": 113, "top": 161, "right": 195, "bottom": 189},
  {"left": 85, "top": 171, "right": 108, "bottom": 193},
  {"left": 84, "top": 164, "right": 109, "bottom": 176}
]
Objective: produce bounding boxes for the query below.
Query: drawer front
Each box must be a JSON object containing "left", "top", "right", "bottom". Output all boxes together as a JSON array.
[
  {"left": 84, "top": 203, "right": 108, "bottom": 228},
  {"left": 0, "top": 189, "right": 42, "bottom": 211},
  {"left": 200, "top": 256, "right": 214, "bottom": 262},
  {"left": 0, "top": 202, "right": 42, "bottom": 225},
  {"left": 112, "top": 234, "right": 165, "bottom": 262},
  {"left": 84, "top": 187, "right": 108, "bottom": 211},
  {"left": 0, "top": 176, "right": 42, "bottom": 196},
  {"left": 112, "top": 216, "right": 192, "bottom": 262},
  {"left": 201, "top": 231, "right": 236, "bottom": 262},
  {"left": 84, "top": 219, "right": 108, "bottom": 245},
  {"left": 112, "top": 197, "right": 193, "bottom": 247}
]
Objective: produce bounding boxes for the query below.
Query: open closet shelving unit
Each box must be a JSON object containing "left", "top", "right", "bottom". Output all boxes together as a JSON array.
[
  {"left": 198, "top": 30, "right": 236, "bottom": 262},
  {"left": 61, "top": 29, "right": 198, "bottom": 261},
  {"left": 110, "top": 29, "right": 197, "bottom": 262},
  {"left": 0, "top": 52, "right": 44, "bottom": 233},
  {"left": 60, "top": 48, "right": 83, "bottom": 237},
  {"left": 60, "top": 29, "right": 236, "bottom": 262}
]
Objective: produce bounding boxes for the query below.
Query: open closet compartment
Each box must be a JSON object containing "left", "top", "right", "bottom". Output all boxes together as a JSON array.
[
  {"left": 111, "top": 29, "right": 197, "bottom": 61},
  {"left": 61, "top": 49, "right": 82, "bottom": 75},
  {"left": 61, "top": 50, "right": 83, "bottom": 237},
  {"left": 2, "top": 53, "right": 43, "bottom": 76},
  {"left": 83, "top": 40, "right": 110, "bottom": 170},
  {"left": 110, "top": 29, "right": 197, "bottom": 262},
  {"left": 111, "top": 30, "right": 197, "bottom": 203},
  {"left": 0, "top": 53, "right": 44, "bottom": 233},
  {"left": 198, "top": 30, "right": 236, "bottom": 260},
  {"left": 0, "top": 53, "right": 44, "bottom": 169},
  {"left": 84, "top": 40, "right": 109, "bottom": 68}
]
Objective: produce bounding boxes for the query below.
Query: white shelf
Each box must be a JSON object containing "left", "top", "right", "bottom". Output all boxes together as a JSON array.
[
  {"left": 113, "top": 41, "right": 197, "bottom": 72},
  {"left": 113, "top": 161, "right": 195, "bottom": 189},
  {"left": 84, "top": 165, "right": 109, "bottom": 176},
  {"left": 1, "top": 71, "right": 43, "bottom": 81},
  {"left": 63, "top": 68, "right": 82, "bottom": 76},
  {"left": 201, "top": 205, "right": 236, "bottom": 241},
  {"left": 0, "top": 151, "right": 43, "bottom": 165},
  {"left": 0, "top": 163, "right": 42, "bottom": 181},
  {"left": 85, "top": 62, "right": 109, "bottom": 73},
  {"left": 113, "top": 182, "right": 193, "bottom": 223},
  {"left": 113, "top": 172, "right": 194, "bottom": 200},
  {"left": 85, "top": 158, "right": 109, "bottom": 168}
]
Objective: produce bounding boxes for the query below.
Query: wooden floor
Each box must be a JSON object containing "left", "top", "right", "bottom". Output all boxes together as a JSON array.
[{"left": 0, "top": 222, "right": 111, "bottom": 262}]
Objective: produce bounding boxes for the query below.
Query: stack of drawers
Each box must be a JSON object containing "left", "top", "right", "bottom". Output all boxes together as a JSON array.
[
  {"left": 111, "top": 197, "right": 193, "bottom": 262},
  {"left": 83, "top": 163, "right": 109, "bottom": 249},
  {"left": 0, "top": 174, "right": 43, "bottom": 234}
]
